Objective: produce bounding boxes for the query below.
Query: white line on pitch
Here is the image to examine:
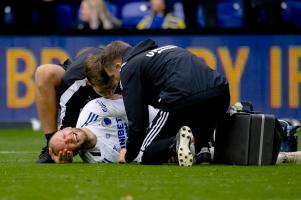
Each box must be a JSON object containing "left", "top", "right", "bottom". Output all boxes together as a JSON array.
[{"left": 0, "top": 151, "right": 36, "bottom": 154}]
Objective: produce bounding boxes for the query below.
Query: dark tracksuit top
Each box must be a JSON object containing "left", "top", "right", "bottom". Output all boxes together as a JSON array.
[
  {"left": 57, "top": 47, "right": 103, "bottom": 129},
  {"left": 120, "top": 39, "right": 229, "bottom": 162}
]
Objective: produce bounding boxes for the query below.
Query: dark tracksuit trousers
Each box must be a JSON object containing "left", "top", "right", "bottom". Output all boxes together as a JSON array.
[{"left": 141, "top": 93, "right": 230, "bottom": 165}]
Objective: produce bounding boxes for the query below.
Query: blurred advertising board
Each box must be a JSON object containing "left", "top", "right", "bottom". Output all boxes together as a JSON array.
[{"left": 1, "top": 35, "right": 301, "bottom": 121}]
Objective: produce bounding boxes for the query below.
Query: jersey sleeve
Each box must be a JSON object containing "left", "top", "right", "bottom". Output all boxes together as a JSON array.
[{"left": 79, "top": 150, "right": 99, "bottom": 163}]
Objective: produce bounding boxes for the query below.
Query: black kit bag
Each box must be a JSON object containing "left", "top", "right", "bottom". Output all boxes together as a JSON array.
[{"left": 214, "top": 102, "right": 283, "bottom": 165}]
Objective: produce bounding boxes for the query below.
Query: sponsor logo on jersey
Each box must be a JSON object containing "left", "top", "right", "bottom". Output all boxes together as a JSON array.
[
  {"left": 96, "top": 100, "right": 108, "bottom": 112},
  {"left": 116, "top": 117, "right": 127, "bottom": 149},
  {"left": 146, "top": 45, "right": 177, "bottom": 57}
]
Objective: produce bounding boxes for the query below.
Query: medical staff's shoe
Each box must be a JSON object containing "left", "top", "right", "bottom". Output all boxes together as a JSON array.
[
  {"left": 176, "top": 126, "right": 193, "bottom": 167},
  {"left": 195, "top": 147, "right": 212, "bottom": 164},
  {"left": 36, "top": 146, "right": 54, "bottom": 163}
]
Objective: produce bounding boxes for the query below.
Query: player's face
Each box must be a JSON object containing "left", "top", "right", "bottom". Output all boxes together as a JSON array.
[{"left": 54, "top": 128, "right": 87, "bottom": 153}]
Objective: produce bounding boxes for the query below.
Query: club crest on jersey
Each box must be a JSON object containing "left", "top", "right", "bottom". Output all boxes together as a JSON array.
[{"left": 102, "top": 117, "right": 112, "bottom": 127}]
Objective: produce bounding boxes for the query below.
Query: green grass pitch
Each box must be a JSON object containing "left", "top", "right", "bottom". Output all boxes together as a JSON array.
[{"left": 0, "top": 129, "right": 301, "bottom": 200}]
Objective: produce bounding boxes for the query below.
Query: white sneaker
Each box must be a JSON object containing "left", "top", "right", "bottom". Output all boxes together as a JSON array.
[
  {"left": 176, "top": 126, "right": 194, "bottom": 167},
  {"left": 277, "top": 151, "right": 301, "bottom": 164}
]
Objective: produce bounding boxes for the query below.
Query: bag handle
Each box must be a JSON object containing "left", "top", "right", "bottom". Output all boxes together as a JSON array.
[
  {"left": 230, "top": 101, "right": 259, "bottom": 115},
  {"left": 236, "top": 101, "right": 260, "bottom": 114},
  {"left": 240, "top": 101, "right": 254, "bottom": 112}
]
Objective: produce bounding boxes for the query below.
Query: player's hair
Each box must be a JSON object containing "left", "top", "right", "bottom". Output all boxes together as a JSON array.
[
  {"left": 100, "top": 40, "right": 131, "bottom": 72},
  {"left": 85, "top": 54, "right": 116, "bottom": 96},
  {"left": 85, "top": 41, "right": 130, "bottom": 96}
]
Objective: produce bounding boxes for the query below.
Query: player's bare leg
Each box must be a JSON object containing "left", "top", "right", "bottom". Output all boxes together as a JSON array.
[{"left": 35, "top": 64, "right": 65, "bottom": 163}]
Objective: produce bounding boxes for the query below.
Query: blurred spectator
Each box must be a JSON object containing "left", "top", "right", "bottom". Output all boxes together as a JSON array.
[
  {"left": 181, "top": 0, "right": 217, "bottom": 30},
  {"left": 35, "top": 0, "right": 56, "bottom": 29},
  {"left": 109, "top": 0, "right": 140, "bottom": 19},
  {"left": 6, "top": 1, "right": 35, "bottom": 29},
  {"left": 245, "top": 0, "right": 283, "bottom": 28},
  {"left": 78, "top": 0, "right": 121, "bottom": 30},
  {"left": 137, "top": 0, "right": 185, "bottom": 30}
]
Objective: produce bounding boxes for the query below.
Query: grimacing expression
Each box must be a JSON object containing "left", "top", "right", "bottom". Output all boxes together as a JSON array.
[{"left": 50, "top": 127, "right": 87, "bottom": 156}]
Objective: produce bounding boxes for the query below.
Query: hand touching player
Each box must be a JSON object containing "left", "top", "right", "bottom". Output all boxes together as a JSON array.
[{"left": 118, "top": 148, "right": 127, "bottom": 164}]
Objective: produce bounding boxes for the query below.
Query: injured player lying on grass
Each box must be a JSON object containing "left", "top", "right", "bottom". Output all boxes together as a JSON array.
[
  {"left": 48, "top": 96, "right": 195, "bottom": 165},
  {"left": 48, "top": 96, "right": 301, "bottom": 165}
]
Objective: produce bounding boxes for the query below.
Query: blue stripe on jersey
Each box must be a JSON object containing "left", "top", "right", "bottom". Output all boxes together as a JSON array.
[
  {"left": 81, "top": 112, "right": 92, "bottom": 127},
  {"left": 81, "top": 112, "right": 99, "bottom": 127},
  {"left": 93, "top": 115, "right": 98, "bottom": 123}
]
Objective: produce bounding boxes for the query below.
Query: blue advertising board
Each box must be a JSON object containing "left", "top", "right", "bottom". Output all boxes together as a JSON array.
[{"left": 1, "top": 35, "right": 301, "bottom": 122}]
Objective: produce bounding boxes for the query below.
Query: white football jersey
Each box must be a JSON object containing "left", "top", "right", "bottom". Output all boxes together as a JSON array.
[{"left": 76, "top": 97, "right": 158, "bottom": 163}]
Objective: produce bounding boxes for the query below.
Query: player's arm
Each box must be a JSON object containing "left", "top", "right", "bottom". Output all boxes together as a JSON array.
[{"left": 121, "top": 68, "right": 149, "bottom": 163}]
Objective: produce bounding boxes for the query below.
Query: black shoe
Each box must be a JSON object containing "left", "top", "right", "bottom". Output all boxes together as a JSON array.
[
  {"left": 36, "top": 146, "right": 54, "bottom": 163},
  {"left": 195, "top": 147, "right": 212, "bottom": 164}
]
